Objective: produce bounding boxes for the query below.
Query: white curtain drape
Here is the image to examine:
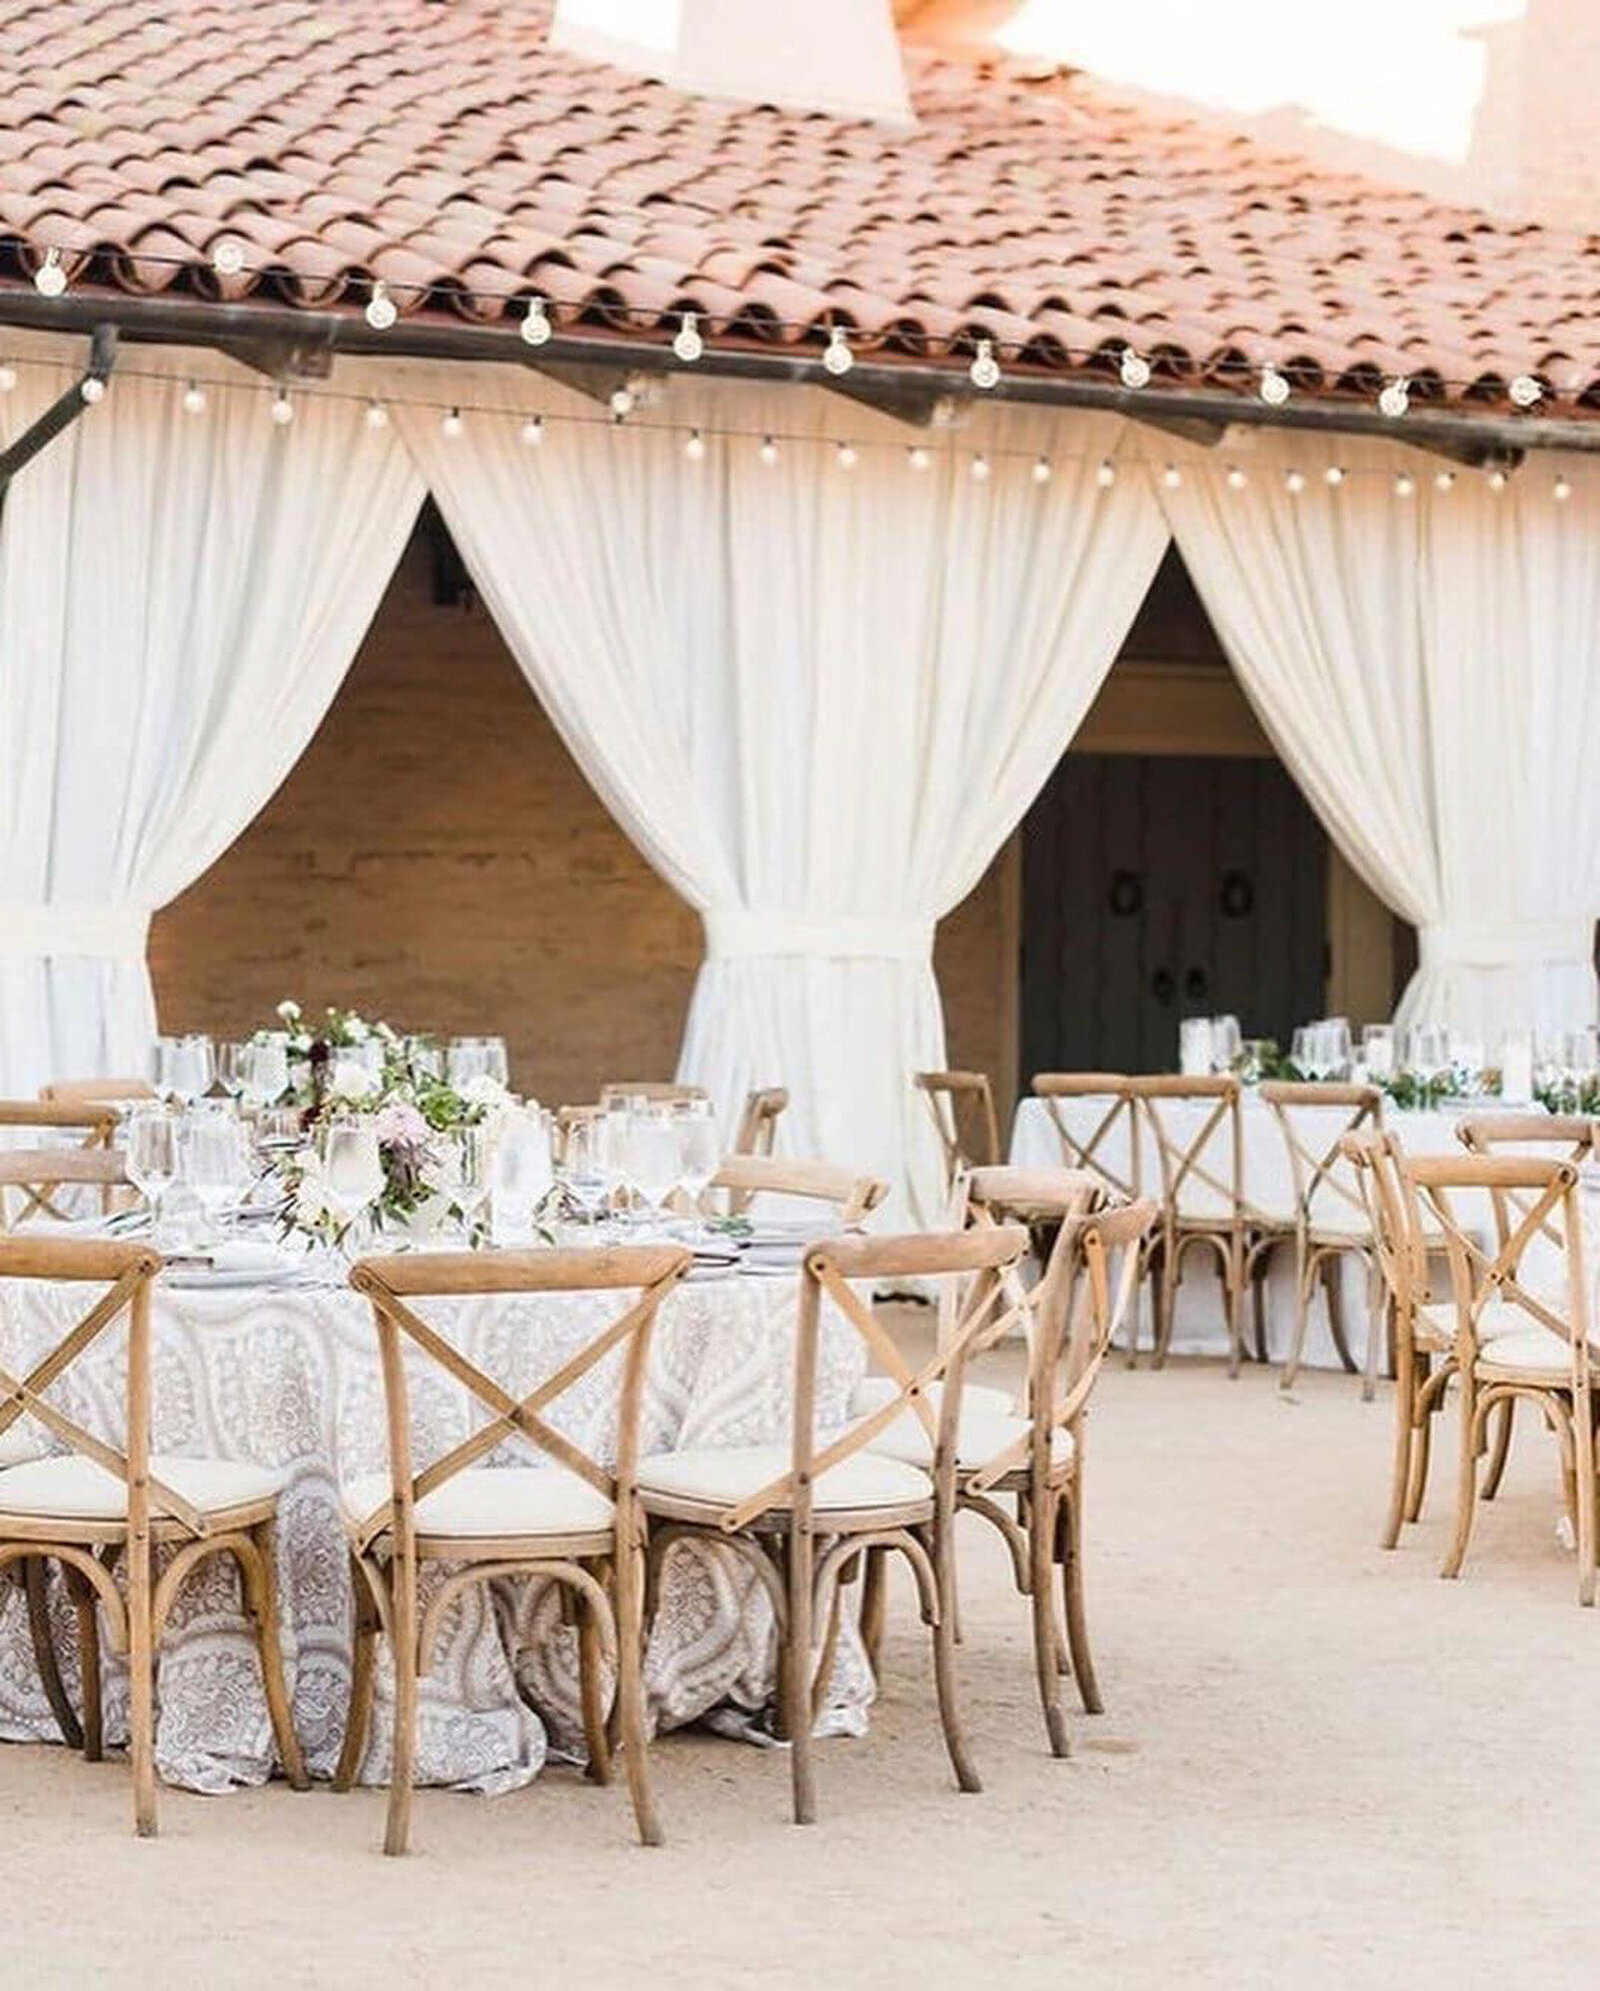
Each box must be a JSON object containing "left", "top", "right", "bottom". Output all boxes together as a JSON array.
[
  {"left": 1160, "top": 433, "right": 1600, "bottom": 1043},
  {"left": 393, "top": 366, "right": 1168, "bottom": 1218},
  {"left": 0, "top": 338, "right": 424, "bottom": 1094}
]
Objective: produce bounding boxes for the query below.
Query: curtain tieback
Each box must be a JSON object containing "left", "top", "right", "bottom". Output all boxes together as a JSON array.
[
  {"left": 704, "top": 909, "right": 934, "bottom": 964},
  {"left": 1418, "top": 920, "right": 1594, "bottom": 970},
  {"left": 0, "top": 902, "right": 151, "bottom": 959}
]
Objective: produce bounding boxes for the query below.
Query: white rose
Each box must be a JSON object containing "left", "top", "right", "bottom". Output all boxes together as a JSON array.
[
  {"left": 328, "top": 1059, "right": 381, "bottom": 1103},
  {"left": 459, "top": 1073, "right": 511, "bottom": 1109},
  {"left": 277, "top": 999, "right": 302, "bottom": 1023},
  {"left": 345, "top": 1017, "right": 370, "bottom": 1043}
]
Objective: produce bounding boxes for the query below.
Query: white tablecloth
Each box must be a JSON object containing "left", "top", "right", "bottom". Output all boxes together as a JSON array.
[
  {"left": 0, "top": 1267, "right": 868, "bottom": 1792},
  {"left": 1010, "top": 1093, "right": 1479, "bottom": 1369}
]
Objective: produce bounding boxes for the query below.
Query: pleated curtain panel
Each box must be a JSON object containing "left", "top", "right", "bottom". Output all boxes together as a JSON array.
[
  {"left": 393, "top": 366, "right": 1169, "bottom": 1220},
  {"left": 0, "top": 342, "right": 424, "bottom": 1094},
  {"left": 1162, "top": 433, "right": 1600, "bottom": 1045}
]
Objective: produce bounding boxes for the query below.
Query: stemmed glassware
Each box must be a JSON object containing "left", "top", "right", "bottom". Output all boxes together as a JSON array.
[
  {"left": 156, "top": 1033, "right": 214, "bottom": 1106},
  {"left": 676, "top": 1100, "right": 721, "bottom": 1226},
  {"left": 183, "top": 1105, "right": 251, "bottom": 1242},
  {"left": 558, "top": 1117, "right": 610, "bottom": 1235},
  {"left": 240, "top": 1039, "right": 291, "bottom": 1118},
  {"left": 445, "top": 1037, "right": 510, "bottom": 1090},
  {"left": 322, "top": 1116, "right": 385, "bottom": 1252},
  {"left": 1361, "top": 1023, "right": 1395, "bottom": 1080},
  {"left": 1209, "top": 1015, "right": 1242, "bottom": 1074},
  {"left": 489, "top": 1108, "right": 554, "bottom": 1246},
  {"left": 125, "top": 1103, "right": 177, "bottom": 1242},
  {"left": 447, "top": 1125, "right": 491, "bottom": 1240},
  {"left": 627, "top": 1107, "right": 683, "bottom": 1236}
]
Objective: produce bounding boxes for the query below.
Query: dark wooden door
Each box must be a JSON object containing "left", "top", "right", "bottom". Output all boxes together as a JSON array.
[{"left": 1022, "top": 754, "right": 1327, "bottom": 1077}]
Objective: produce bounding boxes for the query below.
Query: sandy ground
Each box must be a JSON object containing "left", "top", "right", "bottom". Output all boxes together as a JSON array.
[{"left": 6, "top": 1327, "right": 1600, "bottom": 1991}]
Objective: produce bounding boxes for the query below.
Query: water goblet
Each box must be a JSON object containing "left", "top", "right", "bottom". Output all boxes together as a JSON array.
[{"left": 125, "top": 1104, "right": 177, "bottom": 1243}]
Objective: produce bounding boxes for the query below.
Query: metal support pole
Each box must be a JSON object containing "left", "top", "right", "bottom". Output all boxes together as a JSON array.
[{"left": 0, "top": 322, "right": 118, "bottom": 524}]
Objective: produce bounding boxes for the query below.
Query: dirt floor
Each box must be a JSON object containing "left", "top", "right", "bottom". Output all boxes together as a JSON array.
[{"left": 6, "top": 1333, "right": 1600, "bottom": 1990}]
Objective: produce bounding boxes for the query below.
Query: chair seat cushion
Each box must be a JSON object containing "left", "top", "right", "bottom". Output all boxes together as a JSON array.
[
  {"left": 1417, "top": 1299, "right": 1539, "bottom": 1347},
  {"left": 638, "top": 1444, "right": 930, "bottom": 1513},
  {"left": 341, "top": 1467, "right": 614, "bottom": 1539},
  {"left": 868, "top": 1407, "right": 1074, "bottom": 1473},
  {"left": 0, "top": 1452, "right": 284, "bottom": 1521},
  {"left": 0, "top": 1424, "right": 45, "bottom": 1471},
  {"left": 850, "top": 1376, "right": 1015, "bottom": 1421},
  {"left": 1473, "top": 1326, "right": 1574, "bottom": 1378}
]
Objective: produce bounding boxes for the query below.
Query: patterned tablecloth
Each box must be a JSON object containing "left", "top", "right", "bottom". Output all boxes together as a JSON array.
[{"left": 0, "top": 1267, "right": 868, "bottom": 1793}]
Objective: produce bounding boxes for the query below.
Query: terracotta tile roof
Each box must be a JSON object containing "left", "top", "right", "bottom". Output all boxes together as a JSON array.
[{"left": 1, "top": 0, "right": 1597, "bottom": 415}]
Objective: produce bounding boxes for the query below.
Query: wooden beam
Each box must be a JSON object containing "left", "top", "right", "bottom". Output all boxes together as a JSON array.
[
  {"left": 822, "top": 374, "right": 952, "bottom": 428},
  {"left": 1125, "top": 409, "right": 1229, "bottom": 449}
]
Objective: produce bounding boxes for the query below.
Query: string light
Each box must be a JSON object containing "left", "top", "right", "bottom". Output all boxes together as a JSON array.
[
  {"left": 1324, "top": 464, "right": 1346, "bottom": 487},
  {"left": 1120, "top": 347, "right": 1151, "bottom": 391},
  {"left": 441, "top": 406, "right": 464, "bottom": 439},
  {"left": 672, "top": 312, "right": 704, "bottom": 364},
  {"left": 182, "top": 380, "right": 207, "bottom": 415},
  {"left": 684, "top": 427, "right": 706, "bottom": 461},
  {"left": 270, "top": 389, "right": 294, "bottom": 425},
  {"left": 836, "top": 441, "right": 858, "bottom": 470},
  {"left": 1093, "top": 459, "right": 1114, "bottom": 489},
  {"left": 1260, "top": 363, "right": 1291, "bottom": 408},
  {"left": 1554, "top": 474, "right": 1573, "bottom": 502},
  {"left": 1434, "top": 469, "right": 1455, "bottom": 493},
  {"left": 823, "top": 327, "right": 854, "bottom": 377},
  {"left": 1509, "top": 374, "right": 1543, "bottom": 409},
  {"left": 1394, "top": 472, "right": 1415, "bottom": 498},
  {"left": 1225, "top": 465, "right": 1248, "bottom": 490},
  {"left": 79, "top": 375, "right": 104, "bottom": 403},
  {"left": 520, "top": 296, "right": 553, "bottom": 347},
  {"left": 908, "top": 444, "right": 931, "bottom": 472},
  {"left": 365, "top": 281, "right": 397, "bottom": 331},
  {"left": 520, "top": 415, "right": 544, "bottom": 446},
  {"left": 364, "top": 399, "right": 389, "bottom": 429},
  {"left": 0, "top": 363, "right": 15, "bottom": 392},
  {"left": 969, "top": 339, "right": 1001, "bottom": 391},
  {"left": 970, "top": 453, "right": 991, "bottom": 481},
  {"left": 758, "top": 435, "right": 779, "bottom": 466},
  {"left": 1378, "top": 377, "right": 1410, "bottom": 420},
  {"left": 608, "top": 382, "right": 635, "bottom": 420},
  {"left": 1284, "top": 469, "right": 1306, "bottom": 494},
  {"left": 33, "top": 247, "right": 65, "bottom": 297},
  {"left": 1162, "top": 463, "right": 1182, "bottom": 489},
  {"left": 1487, "top": 467, "right": 1508, "bottom": 493},
  {"left": 211, "top": 238, "right": 245, "bottom": 276}
]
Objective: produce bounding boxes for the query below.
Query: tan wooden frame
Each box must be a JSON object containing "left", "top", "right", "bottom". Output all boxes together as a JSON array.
[
  {"left": 710, "top": 1154, "right": 887, "bottom": 1225},
  {"left": 1402, "top": 1154, "right": 1597, "bottom": 1604},
  {"left": 1030, "top": 1073, "right": 1140, "bottom": 1204},
  {"left": 914, "top": 1070, "right": 1001, "bottom": 1193},
  {"left": 598, "top": 1082, "right": 709, "bottom": 1106},
  {"left": 0, "top": 1235, "right": 307, "bottom": 1835},
  {"left": 732, "top": 1085, "right": 789, "bottom": 1158},
  {"left": 38, "top": 1077, "right": 155, "bottom": 1107},
  {"left": 0, "top": 1100, "right": 125, "bottom": 1227},
  {"left": 341, "top": 1243, "right": 691, "bottom": 1853},
  {"left": 642, "top": 1225, "right": 1027, "bottom": 1823},
  {"left": 1259, "top": 1080, "right": 1386, "bottom": 1394}
]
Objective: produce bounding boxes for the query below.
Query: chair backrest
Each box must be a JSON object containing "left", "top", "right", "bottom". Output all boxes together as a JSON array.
[
  {"left": 599, "top": 1082, "right": 708, "bottom": 1107},
  {"left": 38, "top": 1078, "right": 155, "bottom": 1107},
  {"left": 966, "top": 1199, "right": 1157, "bottom": 1494},
  {"left": 1259, "top": 1080, "right": 1383, "bottom": 1236},
  {"left": 710, "top": 1155, "right": 888, "bottom": 1225},
  {"left": 1456, "top": 1114, "right": 1599, "bottom": 1271},
  {"left": 712, "top": 1225, "right": 1030, "bottom": 1535},
  {"left": 952, "top": 1165, "right": 1108, "bottom": 1355},
  {"left": 1126, "top": 1075, "right": 1241, "bottom": 1223},
  {"left": 732, "top": 1086, "right": 788, "bottom": 1158},
  {"left": 0, "top": 1238, "right": 194, "bottom": 1544},
  {"left": 346, "top": 1245, "right": 691, "bottom": 1554},
  {"left": 1401, "top": 1155, "right": 1588, "bottom": 1375},
  {"left": 1341, "top": 1130, "right": 1426, "bottom": 1319},
  {"left": 0, "top": 1101, "right": 128, "bottom": 1227},
  {"left": 1029, "top": 1073, "right": 1139, "bottom": 1202},
  {"left": 913, "top": 1071, "right": 1001, "bottom": 1191}
]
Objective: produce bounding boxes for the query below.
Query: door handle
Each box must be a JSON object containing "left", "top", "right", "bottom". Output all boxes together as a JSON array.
[
  {"left": 1185, "top": 966, "right": 1210, "bottom": 1002},
  {"left": 1151, "top": 967, "right": 1176, "bottom": 1004}
]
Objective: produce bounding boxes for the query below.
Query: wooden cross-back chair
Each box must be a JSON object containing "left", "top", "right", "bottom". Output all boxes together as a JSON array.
[
  {"left": 598, "top": 1082, "right": 708, "bottom": 1107},
  {"left": 341, "top": 1244, "right": 691, "bottom": 1854},
  {"left": 710, "top": 1154, "right": 887, "bottom": 1225},
  {"left": 0, "top": 1100, "right": 126, "bottom": 1228},
  {"left": 1126, "top": 1074, "right": 1250, "bottom": 1372},
  {"left": 38, "top": 1077, "right": 155, "bottom": 1108},
  {"left": 1030, "top": 1074, "right": 1140, "bottom": 1204},
  {"left": 0, "top": 1236, "right": 306, "bottom": 1835},
  {"left": 1260, "top": 1081, "right": 1386, "bottom": 1394},
  {"left": 1402, "top": 1154, "right": 1597, "bottom": 1604},
  {"left": 913, "top": 1071, "right": 1001, "bottom": 1194},
  {"left": 638, "top": 1225, "right": 1028, "bottom": 1823},
  {"left": 733, "top": 1085, "right": 788, "bottom": 1158}
]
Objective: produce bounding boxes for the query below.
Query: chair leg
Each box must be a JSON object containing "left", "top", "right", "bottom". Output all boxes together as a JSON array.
[
  {"left": 1251, "top": 1251, "right": 1270, "bottom": 1366},
  {"left": 1441, "top": 1379, "right": 1483, "bottom": 1581},
  {"left": 243, "top": 1523, "right": 309, "bottom": 1791},
  {"left": 1405, "top": 1363, "right": 1436, "bottom": 1523},
  {"left": 1574, "top": 1398, "right": 1597, "bottom": 1609},
  {"left": 126, "top": 1536, "right": 157, "bottom": 1838},
  {"left": 1058, "top": 1484, "right": 1103, "bottom": 1715},
  {"left": 925, "top": 1516, "right": 981, "bottom": 1794},
  {"left": 384, "top": 1547, "right": 419, "bottom": 1857},
  {"left": 1360, "top": 1255, "right": 1384, "bottom": 1404},
  {"left": 334, "top": 1554, "right": 378, "bottom": 1793},
  {"left": 859, "top": 1544, "right": 887, "bottom": 1679},
  {"left": 1029, "top": 1489, "right": 1070, "bottom": 1757},
  {"left": 578, "top": 1586, "right": 613, "bottom": 1786},
  {"left": 785, "top": 1525, "right": 816, "bottom": 1825},
  {"left": 1481, "top": 1398, "right": 1515, "bottom": 1503},
  {"left": 1380, "top": 1348, "right": 1415, "bottom": 1551},
  {"left": 1225, "top": 1230, "right": 1246, "bottom": 1380},
  {"left": 1322, "top": 1257, "right": 1358, "bottom": 1376},
  {"left": 23, "top": 1558, "right": 84, "bottom": 1752},
  {"left": 66, "top": 1569, "right": 104, "bottom": 1761},
  {"left": 615, "top": 1538, "right": 663, "bottom": 1846},
  {"left": 1280, "top": 1231, "right": 1311, "bottom": 1392},
  {"left": 1153, "top": 1235, "right": 1179, "bottom": 1370}
]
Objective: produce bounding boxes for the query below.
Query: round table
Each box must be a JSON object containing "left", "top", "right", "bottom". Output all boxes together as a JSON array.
[{"left": 0, "top": 1262, "right": 869, "bottom": 1793}]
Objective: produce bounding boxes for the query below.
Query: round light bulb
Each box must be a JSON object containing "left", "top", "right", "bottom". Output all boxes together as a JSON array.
[
  {"left": 270, "top": 391, "right": 294, "bottom": 426},
  {"left": 1284, "top": 469, "right": 1306, "bottom": 494},
  {"left": 520, "top": 415, "right": 544, "bottom": 447},
  {"left": 684, "top": 428, "right": 707, "bottom": 461},
  {"left": 969, "top": 339, "right": 1001, "bottom": 391},
  {"left": 1554, "top": 475, "right": 1573, "bottom": 502},
  {"left": 521, "top": 296, "right": 553, "bottom": 347},
  {"left": 1260, "top": 363, "right": 1291, "bottom": 407},
  {"left": 1394, "top": 473, "right": 1415, "bottom": 498},
  {"left": 212, "top": 237, "right": 246, "bottom": 277},
  {"left": 1434, "top": 470, "right": 1455, "bottom": 492},
  {"left": 1226, "top": 465, "right": 1248, "bottom": 490},
  {"left": 1162, "top": 464, "right": 1182, "bottom": 490},
  {"left": 970, "top": 453, "right": 991, "bottom": 481},
  {"left": 365, "top": 282, "right": 397, "bottom": 331},
  {"left": 608, "top": 384, "right": 634, "bottom": 420},
  {"left": 836, "top": 441, "right": 858, "bottom": 470},
  {"left": 1324, "top": 464, "right": 1346, "bottom": 487},
  {"left": 182, "top": 381, "right": 207, "bottom": 415},
  {"left": 823, "top": 326, "right": 854, "bottom": 377},
  {"left": 364, "top": 400, "right": 389, "bottom": 430},
  {"left": 1488, "top": 468, "right": 1508, "bottom": 493},
  {"left": 758, "top": 435, "right": 779, "bottom": 466},
  {"left": 1378, "top": 377, "right": 1410, "bottom": 420},
  {"left": 0, "top": 363, "right": 16, "bottom": 393},
  {"left": 672, "top": 311, "right": 704, "bottom": 364},
  {"left": 1509, "top": 373, "right": 1542, "bottom": 409},
  {"left": 34, "top": 249, "right": 66, "bottom": 298},
  {"left": 441, "top": 407, "right": 463, "bottom": 440},
  {"left": 1092, "top": 459, "right": 1113, "bottom": 489},
  {"left": 908, "top": 445, "right": 931, "bottom": 472},
  {"left": 1120, "top": 347, "right": 1151, "bottom": 390},
  {"left": 79, "top": 374, "right": 105, "bottom": 404}
]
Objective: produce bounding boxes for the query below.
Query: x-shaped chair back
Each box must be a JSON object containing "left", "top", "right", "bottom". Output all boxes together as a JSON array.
[
  {"left": 713, "top": 1226, "right": 1029, "bottom": 1536},
  {"left": 1261, "top": 1081, "right": 1383, "bottom": 1238},
  {"left": 1126, "top": 1075, "right": 1242, "bottom": 1225},
  {"left": 346, "top": 1245, "right": 691, "bottom": 1555},
  {"left": 1402, "top": 1155, "right": 1589, "bottom": 1381},
  {"left": 967, "top": 1200, "right": 1156, "bottom": 1495},
  {"left": 914, "top": 1071, "right": 1001, "bottom": 1193},
  {"left": 1031, "top": 1074, "right": 1139, "bottom": 1203},
  {"left": 1456, "top": 1114, "right": 1598, "bottom": 1271},
  {"left": 710, "top": 1154, "right": 887, "bottom": 1226},
  {"left": 733, "top": 1086, "right": 789, "bottom": 1158},
  {"left": 955, "top": 1164, "right": 1106, "bottom": 1358},
  {"left": 0, "top": 1100, "right": 122, "bottom": 1226},
  {"left": 1340, "top": 1131, "right": 1422, "bottom": 1317},
  {"left": 0, "top": 1238, "right": 193, "bottom": 1531}
]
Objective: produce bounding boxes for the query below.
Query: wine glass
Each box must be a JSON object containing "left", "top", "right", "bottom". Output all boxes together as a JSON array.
[
  {"left": 480, "top": 1036, "right": 510, "bottom": 1088},
  {"left": 490, "top": 1108, "right": 553, "bottom": 1246},
  {"left": 676, "top": 1100, "right": 721, "bottom": 1221},
  {"left": 1210, "top": 1015, "right": 1241, "bottom": 1074},
  {"left": 322, "top": 1117, "right": 384, "bottom": 1248},
  {"left": 348, "top": 1037, "right": 386, "bottom": 1083},
  {"left": 125, "top": 1104, "right": 177, "bottom": 1241},
  {"left": 628, "top": 1106, "right": 683, "bottom": 1235},
  {"left": 1324, "top": 1017, "right": 1353, "bottom": 1080},
  {"left": 1361, "top": 1023, "right": 1395, "bottom": 1080},
  {"left": 240, "top": 1039, "right": 290, "bottom": 1115},
  {"left": 183, "top": 1106, "right": 250, "bottom": 1242},
  {"left": 161, "top": 1034, "right": 214, "bottom": 1106},
  {"left": 597, "top": 1101, "right": 635, "bottom": 1231},
  {"left": 559, "top": 1117, "right": 610, "bottom": 1235},
  {"left": 447, "top": 1125, "right": 491, "bottom": 1239},
  {"left": 446, "top": 1038, "right": 489, "bottom": 1089},
  {"left": 215, "top": 1041, "right": 246, "bottom": 1102}
]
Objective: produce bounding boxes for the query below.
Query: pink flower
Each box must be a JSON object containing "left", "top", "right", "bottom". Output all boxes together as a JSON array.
[{"left": 373, "top": 1101, "right": 429, "bottom": 1148}]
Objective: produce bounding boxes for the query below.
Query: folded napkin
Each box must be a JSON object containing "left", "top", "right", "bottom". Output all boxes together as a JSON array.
[{"left": 205, "top": 1239, "right": 291, "bottom": 1275}]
